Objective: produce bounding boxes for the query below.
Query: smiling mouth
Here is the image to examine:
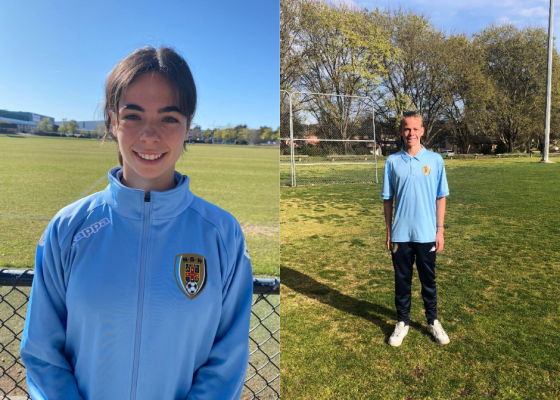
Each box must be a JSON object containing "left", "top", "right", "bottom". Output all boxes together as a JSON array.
[{"left": 135, "top": 152, "right": 166, "bottom": 161}]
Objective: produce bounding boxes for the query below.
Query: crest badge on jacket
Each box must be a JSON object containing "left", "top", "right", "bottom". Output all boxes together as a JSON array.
[{"left": 174, "top": 253, "right": 208, "bottom": 299}]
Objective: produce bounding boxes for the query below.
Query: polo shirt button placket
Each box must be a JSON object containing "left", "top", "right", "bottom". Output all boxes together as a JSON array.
[{"left": 410, "top": 157, "right": 416, "bottom": 177}]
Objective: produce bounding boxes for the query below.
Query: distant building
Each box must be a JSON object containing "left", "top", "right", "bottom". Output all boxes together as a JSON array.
[
  {"left": 54, "top": 121, "right": 104, "bottom": 132},
  {"left": 0, "top": 109, "right": 54, "bottom": 133}
]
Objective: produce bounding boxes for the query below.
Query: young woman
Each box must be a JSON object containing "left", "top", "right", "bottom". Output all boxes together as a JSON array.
[{"left": 20, "top": 47, "right": 253, "bottom": 400}]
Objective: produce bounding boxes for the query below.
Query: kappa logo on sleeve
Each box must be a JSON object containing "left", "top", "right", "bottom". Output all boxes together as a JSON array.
[
  {"left": 72, "top": 218, "right": 110, "bottom": 245},
  {"left": 174, "top": 254, "right": 208, "bottom": 299}
]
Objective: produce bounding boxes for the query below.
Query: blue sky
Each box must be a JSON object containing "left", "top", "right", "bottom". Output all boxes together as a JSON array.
[
  {"left": 334, "top": 0, "right": 558, "bottom": 46},
  {"left": 0, "top": 0, "right": 279, "bottom": 130}
]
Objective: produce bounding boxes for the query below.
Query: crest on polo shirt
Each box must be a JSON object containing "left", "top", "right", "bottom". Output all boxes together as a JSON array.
[
  {"left": 174, "top": 254, "right": 208, "bottom": 299},
  {"left": 423, "top": 165, "right": 431, "bottom": 176}
]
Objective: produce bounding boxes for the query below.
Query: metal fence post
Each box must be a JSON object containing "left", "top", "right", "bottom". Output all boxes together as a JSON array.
[{"left": 288, "top": 92, "right": 296, "bottom": 187}]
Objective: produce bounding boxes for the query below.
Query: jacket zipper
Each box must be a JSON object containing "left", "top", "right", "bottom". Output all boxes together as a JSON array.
[{"left": 130, "top": 191, "right": 151, "bottom": 400}]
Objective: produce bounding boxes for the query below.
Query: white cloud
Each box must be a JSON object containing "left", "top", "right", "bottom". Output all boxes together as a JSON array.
[{"left": 518, "top": 6, "right": 548, "bottom": 18}]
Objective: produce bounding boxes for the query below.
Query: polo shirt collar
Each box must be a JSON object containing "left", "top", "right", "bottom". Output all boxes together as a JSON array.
[{"left": 400, "top": 146, "right": 426, "bottom": 162}]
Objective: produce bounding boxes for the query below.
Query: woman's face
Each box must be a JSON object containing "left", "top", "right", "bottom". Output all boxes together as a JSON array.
[{"left": 111, "top": 72, "right": 190, "bottom": 192}]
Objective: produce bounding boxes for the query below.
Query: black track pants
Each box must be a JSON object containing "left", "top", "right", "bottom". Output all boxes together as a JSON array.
[{"left": 390, "top": 242, "right": 437, "bottom": 325}]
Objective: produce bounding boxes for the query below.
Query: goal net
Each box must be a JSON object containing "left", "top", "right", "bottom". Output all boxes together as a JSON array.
[{"left": 280, "top": 91, "right": 379, "bottom": 186}]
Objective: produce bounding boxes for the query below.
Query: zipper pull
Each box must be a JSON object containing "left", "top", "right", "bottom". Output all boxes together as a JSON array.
[{"left": 144, "top": 191, "right": 151, "bottom": 202}]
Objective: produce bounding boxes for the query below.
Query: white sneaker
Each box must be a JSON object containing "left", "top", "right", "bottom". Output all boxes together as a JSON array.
[
  {"left": 428, "top": 320, "right": 450, "bottom": 345},
  {"left": 388, "top": 322, "right": 409, "bottom": 347}
]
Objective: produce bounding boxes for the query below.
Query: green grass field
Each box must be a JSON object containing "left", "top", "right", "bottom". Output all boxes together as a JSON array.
[
  {"left": 0, "top": 134, "right": 279, "bottom": 276},
  {"left": 281, "top": 157, "right": 560, "bottom": 399}
]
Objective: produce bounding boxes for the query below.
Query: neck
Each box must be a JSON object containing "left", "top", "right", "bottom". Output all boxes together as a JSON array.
[
  {"left": 121, "top": 168, "right": 177, "bottom": 192},
  {"left": 404, "top": 144, "right": 422, "bottom": 157}
]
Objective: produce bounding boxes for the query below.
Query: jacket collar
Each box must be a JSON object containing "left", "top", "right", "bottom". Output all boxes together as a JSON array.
[
  {"left": 400, "top": 146, "right": 426, "bottom": 163},
  {"left": 103, "top": 167, "right": 194, "bottom": 220}
]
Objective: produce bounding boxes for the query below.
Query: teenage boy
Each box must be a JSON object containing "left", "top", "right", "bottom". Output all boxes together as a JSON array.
[{"left": 382, "top": 111, "right": 450, "bottom": 347}]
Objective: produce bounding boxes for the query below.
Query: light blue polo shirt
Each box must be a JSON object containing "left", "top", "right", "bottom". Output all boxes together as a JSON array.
[{"left": 381, "top": 147, "right": 449, "bottom": 243}]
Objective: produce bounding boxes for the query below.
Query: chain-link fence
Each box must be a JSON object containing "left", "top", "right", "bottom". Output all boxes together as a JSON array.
[
  {"left": 281, "top": 91, "right": 379, "bottom": 186},
  {"left": 0, "top": 270, "right": 279, "bottom": 400}
]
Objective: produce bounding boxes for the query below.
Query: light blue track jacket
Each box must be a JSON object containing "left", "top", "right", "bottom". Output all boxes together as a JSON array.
[{"left": 20, "top": 167, "right": 254, "bottom": 400}]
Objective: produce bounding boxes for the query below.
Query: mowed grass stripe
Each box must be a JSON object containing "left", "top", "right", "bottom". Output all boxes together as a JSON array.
[
  {"left": 0, "top": 135, "right": 279, "bottom": 276},
  {"left": 281, "top": 158, "right": 560, "bottom": 399}
]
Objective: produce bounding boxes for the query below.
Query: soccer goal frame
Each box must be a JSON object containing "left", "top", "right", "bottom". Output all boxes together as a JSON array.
[{"left": 280, "top": 90, "right": 379, "bottom": 187}]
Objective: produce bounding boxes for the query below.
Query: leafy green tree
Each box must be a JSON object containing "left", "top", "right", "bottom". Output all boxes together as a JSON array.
[
  {"left": 59, "top": 119, "right": 69, "bottom": 134},
  {"left": 202, "top": 128, "right": 214, "bottom": 142},
  {"left": 440, "top": 34, "right": 494, "bottom": 154},
  {"left": 190, "top": 124, "right": 202, "bottom": 140},
  {"left": 377, "top": 9, "right": 449, "bottom": 145},
  {"left": 38, "top": 117, "right": 54, "bottom": 132},
  {"left": 94, "top": 124, "right": 105, "bottom": 138},
  {"left": 68, "top": 120, "right": 79, "bottom": 134},
  {"left": 474, "top": 25, "right": 559, "bottom": 152},
  {"left": 295, "top": 1, "right": 394, "bottom": 153},
  {"left": 281, "top": 0, "right": 304, "bottom": 92}
]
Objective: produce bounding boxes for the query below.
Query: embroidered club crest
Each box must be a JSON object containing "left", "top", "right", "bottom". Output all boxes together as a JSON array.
[
  {"left": 174, "top": 254, "right": 208, "bottom": 299},
  {"left": 423, "top": 165, "right": 431, "bottom": 176}
]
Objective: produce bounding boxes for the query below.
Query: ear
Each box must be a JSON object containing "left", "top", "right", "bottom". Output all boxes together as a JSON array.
[{"left": 109, "top": 110, "right": 117, "bottom": 131}]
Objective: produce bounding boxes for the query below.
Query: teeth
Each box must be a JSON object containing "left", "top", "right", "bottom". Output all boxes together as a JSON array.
[{"left": 138, "top": 153, "right": 163, "bottom": 160}]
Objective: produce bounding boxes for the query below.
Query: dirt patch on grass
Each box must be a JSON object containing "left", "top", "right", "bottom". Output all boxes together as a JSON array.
[{"left": 241, "top": 225, "right": 279, "bottom": 237}]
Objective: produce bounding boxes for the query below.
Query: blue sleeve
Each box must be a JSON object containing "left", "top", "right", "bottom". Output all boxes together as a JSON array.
[
  {"left": 437, "top": 157, "right": 450, "bottom": 198},
  {"left": 20, "top": 222, "right": 84, "bottom": 400},
  {"left": 186, "top": 223, "right": 253, "bottom": 400},
  {"left": 381, "top": 158, "right": 393, "bottom": 200}
]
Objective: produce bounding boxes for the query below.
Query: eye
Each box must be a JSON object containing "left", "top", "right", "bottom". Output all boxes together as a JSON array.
[
  {"left": 163, "top": 116, "right": 179, "bottom": 123},
  {"left": 123, "top": 114, "right": 140, "bottom": 121}
]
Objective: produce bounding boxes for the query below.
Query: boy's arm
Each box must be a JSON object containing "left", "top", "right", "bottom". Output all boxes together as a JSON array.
[
  {"left": 384, "top": 199, "right": 393, "bottom": 251},
  {"left": 436, "top": 196, "right": 446, "bottom": 253},
  {"left": 382, "top": 158, "right": 394, "bottom": 251}
]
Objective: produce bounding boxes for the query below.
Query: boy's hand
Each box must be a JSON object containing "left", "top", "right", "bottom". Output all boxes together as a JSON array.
[{"left": 436, "top": 230, "right": 444, "bottom": 253}]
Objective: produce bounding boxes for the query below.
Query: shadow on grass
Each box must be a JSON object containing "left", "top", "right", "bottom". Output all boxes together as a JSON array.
[{"left": 282, "top": 266, "right": 425, "bottom": 340}]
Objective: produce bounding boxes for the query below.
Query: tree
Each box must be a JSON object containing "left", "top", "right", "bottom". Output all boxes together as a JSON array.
[
  {"left": 38, "top": 117, "right": 54, "bottom": 132},
  {"left": 259, "top": 126, "right": 278, "bottom": 143},
  {"left": 190, "top": 124, "right": 202, "bottom": 139},
  {"left": 377, "top": 9, "right": 449, "bottom": 146},
  {"left": 474, "top": 25, "right": 557, "bottom": 152},
  {"left": 440, "top": 35, "right": 494, "bottom": 154},
  {"left": 59, "top": 119, "right": 69, "bottom": 134},
  {"left": 281, "top": 0, "right": 304, "bottom": 92},
  {"left": 68, "top": 120, "right": 79, "bottom": 134},
  {"left": 94, "top": 124, "right": 105, "bottom": 138},
  {"left": 295, "top": 1, "right": 394, "bottom": 153}
]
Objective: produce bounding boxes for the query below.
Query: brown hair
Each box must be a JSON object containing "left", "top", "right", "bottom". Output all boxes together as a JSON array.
[
  {"left": 102, "top": 46, "right": 197, "bottom": 165},
  {"left": 400, "top": 110, "right": 423, "bottom": 129}
]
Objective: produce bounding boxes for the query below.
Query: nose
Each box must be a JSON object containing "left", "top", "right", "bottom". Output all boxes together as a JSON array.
[{"left": 139, "top": 122, "right": 161, "bottom": 144}]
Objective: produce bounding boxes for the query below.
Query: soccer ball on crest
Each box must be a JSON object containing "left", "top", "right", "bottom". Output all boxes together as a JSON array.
[{"left": 186, "top": 281, "right": 198, "bottom": 294}]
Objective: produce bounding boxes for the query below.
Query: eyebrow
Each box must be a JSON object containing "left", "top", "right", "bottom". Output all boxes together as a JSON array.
[{"left": 119, "top": 104, "right": 182, "bottom": 114}]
